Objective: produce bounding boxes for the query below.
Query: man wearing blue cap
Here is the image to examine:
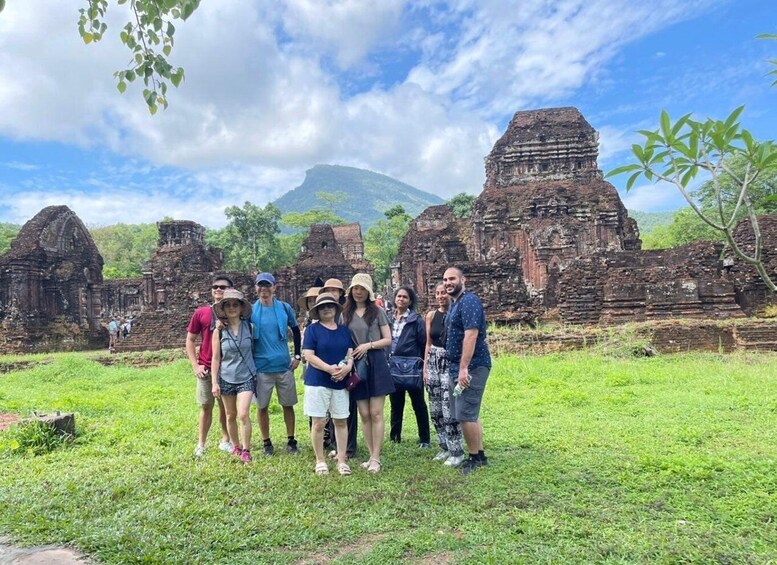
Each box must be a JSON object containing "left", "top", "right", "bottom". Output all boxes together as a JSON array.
[{"left": 251, "top": 272, "right": 302, "bottom": 456}]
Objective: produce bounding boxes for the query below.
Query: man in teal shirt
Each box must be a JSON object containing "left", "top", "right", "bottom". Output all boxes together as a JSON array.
[{"left": 251, "top": 272, "right": 302, "bottom": 456}]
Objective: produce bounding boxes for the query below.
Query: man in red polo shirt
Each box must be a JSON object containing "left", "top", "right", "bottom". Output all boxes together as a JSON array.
[{"left": 187, "top": 274, "right": 235, "bottom": 457}]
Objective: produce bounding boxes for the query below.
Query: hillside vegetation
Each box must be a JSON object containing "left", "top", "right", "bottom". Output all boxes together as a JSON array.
[{"left": 273, "top": 164, "right": 444, "bottom": 230}]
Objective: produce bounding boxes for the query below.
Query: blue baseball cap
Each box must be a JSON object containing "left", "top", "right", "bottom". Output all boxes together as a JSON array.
[{"left": 255, "top": 272, "right": 275, "bottom": 285}]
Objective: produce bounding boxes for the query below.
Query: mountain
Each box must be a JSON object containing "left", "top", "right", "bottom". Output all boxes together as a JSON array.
[
  {"left": 273, "top": 165, "right": 445, "bottom": 230},
  {"left": 628, "top": 210, "right": 677, "bottom": 235}
]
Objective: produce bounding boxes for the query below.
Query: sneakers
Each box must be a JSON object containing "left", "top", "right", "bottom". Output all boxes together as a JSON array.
[
  {"left": 433, "top": 450, "right": 450, "bottom": 462},
  {"left": 193, "top": 444, "right": 206, "bottom": 457},
  {"left": 231, "top": 445, "right": 242, "bottom": 457},
  {"left": 239, "top": 449, "right": 252, "bottom": 463},
  {"left": 286, "top": 439, "right": 299, "bottom": 455},
  {"left": 444, "top": 454, "right": 466, "bottom": 467},
  {"left": 218, "top": 440, "right": 234, "bottom": 453},
  {"left": 263, "top": 441, "right": 274, "bottom": 457},
  {"left": 460, "top": 457, "right": 488, "bottom": 476},
  {"left": 418, "top": 442, "right": 432, "bottom": 449}
]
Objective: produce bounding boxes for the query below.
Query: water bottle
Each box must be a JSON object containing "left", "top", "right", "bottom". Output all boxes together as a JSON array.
[
  {"left": 338, "top": 357, "right": 348, "bottom": 367},
  {"left": 452, "top": 383, "right": 464, "bottom": 397}
]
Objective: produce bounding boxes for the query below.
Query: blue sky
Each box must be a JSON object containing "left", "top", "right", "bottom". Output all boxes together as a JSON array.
[{"left": 0, "top": 0, "right": 774, "bottom": 227}]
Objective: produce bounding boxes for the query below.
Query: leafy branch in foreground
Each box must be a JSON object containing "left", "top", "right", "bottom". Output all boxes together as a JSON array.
[
  {"left": 607, "top": 107, "right": 777, "bottom": 291},
  {"left": 77, "top": 0, "right": 201, "bottom": 114},
  {"left": 757, "top": 33, "right": 777, "bottom": 86}
]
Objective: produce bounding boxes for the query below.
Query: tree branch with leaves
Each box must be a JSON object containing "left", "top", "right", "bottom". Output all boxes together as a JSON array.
[
  {"left": 76, "top": 0, "right": 200, "bottom": 114},
  {"left": 608, "top": 107, "right": 777, "bottom": 290}
]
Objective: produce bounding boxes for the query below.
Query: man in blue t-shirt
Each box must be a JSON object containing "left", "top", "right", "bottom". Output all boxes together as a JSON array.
[
  {"left": 251, "top": 272, "right": 302, "bottom": 456},
  {"left": 443, "top": 266, "right": 492, "bottom": 476}
]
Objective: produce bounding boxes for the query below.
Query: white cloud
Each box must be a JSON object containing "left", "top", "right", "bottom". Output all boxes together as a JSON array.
[
  {"left": 279, "top": 0, "right": 408, "bottom": 68},
  {"left": 621, "top": 180, "right": 688, "bottom": 212},
  {"left": 2, "top": 162, "right": 39, "bottom": 171},
  {"left": 0, "top": 0, "right": 730, "bottom": 226},
  {"left": 406, "top": 0, "right": 717, "bottom": 117}
]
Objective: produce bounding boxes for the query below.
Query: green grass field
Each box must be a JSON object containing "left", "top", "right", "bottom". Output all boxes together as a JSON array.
[{"left": 1, "top": 351, "right": 776, "bottom": 564}]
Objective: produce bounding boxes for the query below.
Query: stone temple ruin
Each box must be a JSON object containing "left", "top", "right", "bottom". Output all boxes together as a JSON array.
[
  {"left": 396, "top": 107, "right": 775, "bottom": 323},
  {"left": 0, "top": 210, "right": 371, "bottom": 353},
  {"left": 1, "top": 106, "right": 775, "bottom": 353},
  {"left": 0, "top": 206, "right": 104, "bottom": 352}
]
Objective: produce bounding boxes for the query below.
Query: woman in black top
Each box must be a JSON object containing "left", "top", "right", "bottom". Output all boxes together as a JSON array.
[
  {"left": 388, "top": 286, "right": 431, "bottom": 447},
  {"left": 423, "top": 283, "right": 464, "bottom": 466}
]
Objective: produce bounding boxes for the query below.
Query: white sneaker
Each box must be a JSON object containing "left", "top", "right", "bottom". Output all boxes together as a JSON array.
[
  {"left": 433, "top": 450, "right": 450, "bottom": 462},
  {"left": 218, "top": 441, "right": 234, "bottom": 453},
  {"left": 444, "top": 454, "right": 466, "bottom": 467},
  {"left": 193, "top": 444, "right": 206, "bottom": 457}
]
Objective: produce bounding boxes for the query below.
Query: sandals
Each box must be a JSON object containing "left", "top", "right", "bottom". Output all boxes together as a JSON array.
[
  {"left": 314, "top": 461, "right": 329, "bottom": 475},
  {"left": 367, "top": 459, "right": 382, "bottom": 473},
  {"left": 337, "top": 462, "right": 352, "bottom": 476}
]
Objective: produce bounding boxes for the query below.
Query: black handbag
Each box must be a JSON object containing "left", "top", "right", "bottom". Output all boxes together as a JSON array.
[{"left": 389, "top": 355, "right": 423, "bottom": 392}]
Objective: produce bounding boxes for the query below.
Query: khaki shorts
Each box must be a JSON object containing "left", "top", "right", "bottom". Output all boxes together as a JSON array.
[
  {"left": 195, "top": 371, "right": 215, "bottom": 406},
  {"left": 256, "top": 370, "right": 298, "bottom": 409},
  {"left": 303, "top": 385, "right": 349, "bottom": 419}
]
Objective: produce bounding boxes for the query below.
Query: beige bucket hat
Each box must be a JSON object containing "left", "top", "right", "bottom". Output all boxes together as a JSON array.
[{"left": 346, "top": 273, "right": 375, "bottom": 301}]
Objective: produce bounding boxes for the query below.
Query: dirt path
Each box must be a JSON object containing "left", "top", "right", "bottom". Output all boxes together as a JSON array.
[{"left": 0, "top": 537, "right": 90, "bottom": 564}]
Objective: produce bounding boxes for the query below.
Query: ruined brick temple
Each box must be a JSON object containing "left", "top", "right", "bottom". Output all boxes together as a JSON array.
[
  {"left": 396, "top": 107, "right": 772, "bottom": 323},
  {"left": 3, "top": 106, "right": 775, "bottom": 353},
  {"left": 0, "top": 210, "right": 370, "bottom": 353},
  {"left": 0, "top": 206, "right": 105, "bottom": 352}
]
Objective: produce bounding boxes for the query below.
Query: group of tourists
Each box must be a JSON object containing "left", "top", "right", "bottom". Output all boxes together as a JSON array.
[{"left": 186, "top": 266, "right": 491, "bottom": 476}]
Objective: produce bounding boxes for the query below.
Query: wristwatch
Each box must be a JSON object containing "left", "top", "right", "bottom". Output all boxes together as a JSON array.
[{"left": 293, "top": 354, "right": 301, "bottom": 360}]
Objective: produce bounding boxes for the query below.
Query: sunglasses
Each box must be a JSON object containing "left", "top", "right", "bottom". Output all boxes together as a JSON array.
[
  {"left": 256, "top": 282, "right": 272, "bottom": 288},
  {"left": 223, "top": 302, "right": 241, "bottom": 309},
  {"left": 318, "top": 304, "right": 336, "bottom": 310},
  {"left": 211, "top": 285, "right": 230, "bottom": 290}
]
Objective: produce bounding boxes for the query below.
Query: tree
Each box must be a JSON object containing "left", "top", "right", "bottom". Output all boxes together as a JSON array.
[
  {"left": 364, "top": 207, "right": 412, "bottom": 286},
  {"left": 90, "top": 222, "right": 158, "bottom": 278},
  {"left": 315, "top": 191, "right": 348, "bottom": 214},
  {"left": 608, "top": 107, "right": 777, "bottom": 290},
  {"left": 205, "top": 202, "right": 284, "bottom": 272},
  {"left": 0, "top": 223, "right": 21, "bottom": 256},
  {"left": 447, "top": 192, "right": 476, "bottom": 218},
  {"left": 640, "top": 208, "right": 723, "bottom": 250},
  {"left": 75, "top": 0, "right": 201, "bottom": 114}
]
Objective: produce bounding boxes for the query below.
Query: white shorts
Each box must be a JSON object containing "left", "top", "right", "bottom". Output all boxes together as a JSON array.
[{"left": 303, "top": 386, "right": 350, "bottom": 419}]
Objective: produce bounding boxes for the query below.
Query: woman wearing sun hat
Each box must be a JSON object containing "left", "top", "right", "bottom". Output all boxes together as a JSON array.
[
  {"left": 211, "top": 289, "right": 256, "bottom": 463},
  {"left": 320, "top": 278, "right": 346, "bottom": 305},
  {"left": 297, "top": 286, "right": 321, "bottom": 328},
  {"left": 302, "top": 292, "right": 354, "bottom": 476},
  {"left": 342, "top": 273, "right": 393, "bottom": 473}
]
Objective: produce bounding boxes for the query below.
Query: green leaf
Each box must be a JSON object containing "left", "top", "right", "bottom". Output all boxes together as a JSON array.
[
  {"left": 125, "top": 70, "right": 136, "bottom": 82},
  {"left": 660, "top": 110, "right": 672, "bottom": 139},
  {"left": 149, "top": 103, "right": 158, "bottom": 116},
  {"left": 182, "top": 1, "right": 195, "bottom": 20},
  {"left": 625, "top": 171, "right": 641, "bottom": 191},
  {"left": 117, "top": 81, "right": 127, "bottom": 94},
  {"left": 170, "top": 69, "right": 184, "bottom": 87},
  {"left": 167, "top": 22, "right": 176, "bottom": 37},
  {"left": 606, "top": 164, "right": 641, "bottom": 178},
  {"left": 0, "top": 0, "right": 7, "bottom": 13},
  {"left": 163, "top": 45, "right": 172, "bottom": 56},
  {"left": 724, "top": 106, "right": 745, "bottom": 130},
  {"left": 82, "top": 32, "right": 94, "bottom": 45}
]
